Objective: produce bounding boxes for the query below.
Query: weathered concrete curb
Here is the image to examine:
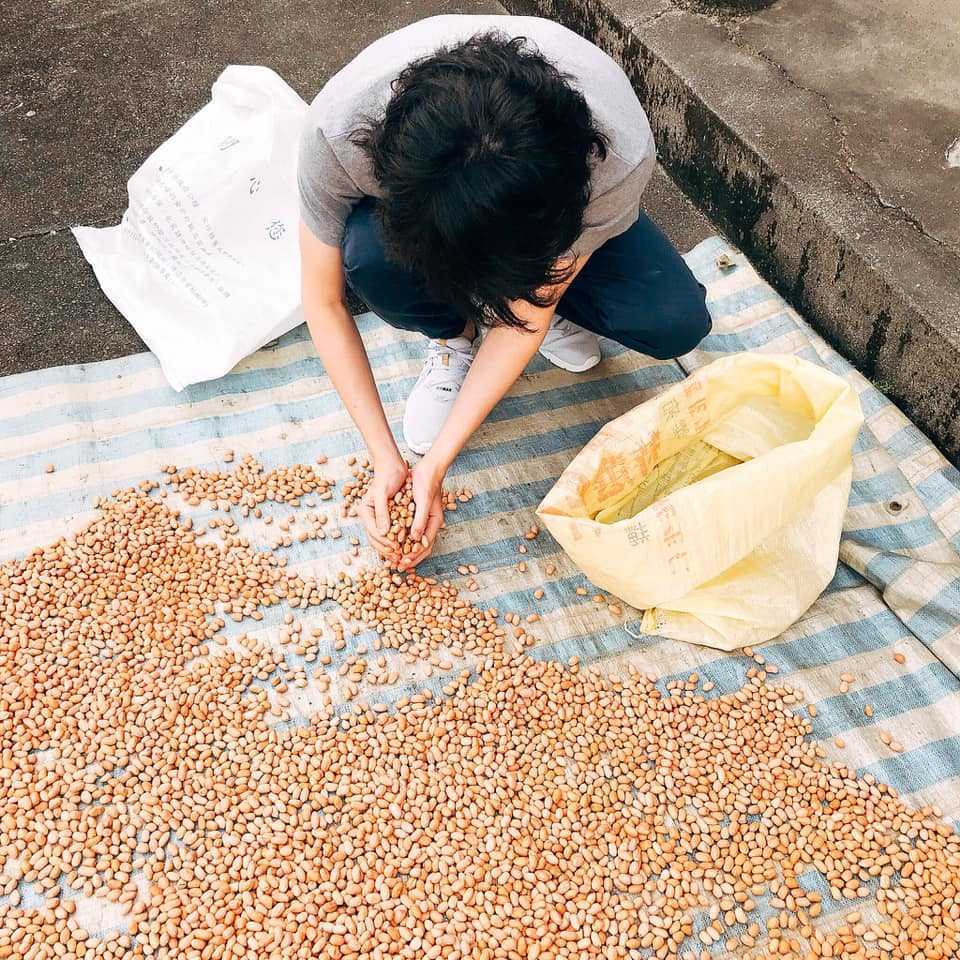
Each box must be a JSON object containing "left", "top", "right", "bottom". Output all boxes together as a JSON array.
[{"left": 506, "top": 0, "right": 960, "bottom": 464}]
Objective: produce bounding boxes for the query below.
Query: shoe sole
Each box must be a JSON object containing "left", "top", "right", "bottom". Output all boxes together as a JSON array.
[{"left": 537, "top": 347, "right": 602, "bottom": 373}]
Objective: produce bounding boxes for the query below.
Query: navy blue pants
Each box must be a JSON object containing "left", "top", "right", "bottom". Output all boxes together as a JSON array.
[{"left": 342, "top": 199, "right": 711, "bottom": 360}]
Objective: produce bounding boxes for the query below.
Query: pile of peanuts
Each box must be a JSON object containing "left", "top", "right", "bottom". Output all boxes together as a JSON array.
[
  {"left": 164, "top": 455, "right": 335, "bottom": 513},
  {"left": 2, "top": 462, "right": 959, "bottom": 960},
  {"left": 327, "top": 567, "right": 502, "bottom": 663}
]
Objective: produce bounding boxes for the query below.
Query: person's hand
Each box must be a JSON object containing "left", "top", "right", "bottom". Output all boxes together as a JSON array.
[
  {"left": 398, "top": 456, "right": 446, "bottom": 571},
  {"left": 358, "top": 452, "right": 408, "bottom": 565}
]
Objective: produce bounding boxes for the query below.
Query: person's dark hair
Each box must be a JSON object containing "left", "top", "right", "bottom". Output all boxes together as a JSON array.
[{"left": 351, "top": 32, "right": 608, "bottom": 329}]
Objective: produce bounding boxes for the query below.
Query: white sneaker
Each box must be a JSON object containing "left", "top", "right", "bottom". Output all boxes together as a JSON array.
[
  {"left": 538, "top": 315, "right": 601, "bottom": 373},
  {"left": 403, "top": 334, "right": 478, "bottom": 456}
]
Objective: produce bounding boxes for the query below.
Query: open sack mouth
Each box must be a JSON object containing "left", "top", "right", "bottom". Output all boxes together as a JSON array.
[{"left": 538, "top": 352, "right": 864, "bottom": 650}]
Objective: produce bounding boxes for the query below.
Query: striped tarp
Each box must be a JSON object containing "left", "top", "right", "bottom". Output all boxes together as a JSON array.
[{"left": 3, "top": 236, "right": 960, "bottom": 935}]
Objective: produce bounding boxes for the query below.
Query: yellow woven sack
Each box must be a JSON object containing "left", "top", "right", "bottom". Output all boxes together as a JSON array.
[{"left": 537, "top": 354, "right": 864, "bottom": 650}]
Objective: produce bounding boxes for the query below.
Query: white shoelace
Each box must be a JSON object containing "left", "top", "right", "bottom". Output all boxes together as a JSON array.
[
  {"left": 420, "top": 339, "right": 475, "bottom": 396},
  {"left": 545, "top": 315, "right": 578, "bottom": 341}
]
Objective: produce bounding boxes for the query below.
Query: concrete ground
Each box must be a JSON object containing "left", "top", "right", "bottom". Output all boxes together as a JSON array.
[
  {"left": 506, "top": 0, "right": 960, "bottom": 462},
  {"left": 0, "top": 0, "right": 714, "bottom": 377},
  {"left": 727, "top": 0, "right": 959, "bottom": 252}
]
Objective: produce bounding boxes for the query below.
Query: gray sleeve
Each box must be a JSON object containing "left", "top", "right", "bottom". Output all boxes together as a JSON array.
[
  {"left": 297, "top": 125, "right": 364, "bottom": 248},
  {"left": 571, "top": 151, "right": 656, "bottom": 259}
]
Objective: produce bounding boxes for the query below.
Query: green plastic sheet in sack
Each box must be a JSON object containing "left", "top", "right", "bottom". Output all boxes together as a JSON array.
[{"left": 537, "top": 353, "right": 865, "bottom": 650}]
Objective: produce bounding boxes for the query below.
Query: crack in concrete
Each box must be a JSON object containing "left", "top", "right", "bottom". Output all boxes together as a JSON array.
[
  {"left": 4, "top": 216, "right": 114, "bottom": 244},
  {"left": 633, "top": 5, "right": 676, "bottom": 28},
  {"left": 842, "top": 165, "right": 955, "bottom": 254},
  {"left": 723, "top": 23, "right": 957, "bottom": 258}
]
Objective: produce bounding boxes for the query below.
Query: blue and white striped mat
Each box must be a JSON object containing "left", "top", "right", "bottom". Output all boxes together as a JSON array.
[{"left": 3, "top": 234, "right": 959, "bottom": 846}]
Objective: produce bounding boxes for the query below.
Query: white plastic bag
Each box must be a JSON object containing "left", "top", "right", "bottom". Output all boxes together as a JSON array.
[
  {"left": 73, "top": 66, "right": 307, "bottom": 390},
  {"left": 537, "top": 354, "right": 864, "bottom": 650}
]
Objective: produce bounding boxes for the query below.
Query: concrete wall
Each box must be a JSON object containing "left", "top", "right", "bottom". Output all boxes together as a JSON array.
[{"left": 506, "top": 0, "right": 960, "bottom": 463}]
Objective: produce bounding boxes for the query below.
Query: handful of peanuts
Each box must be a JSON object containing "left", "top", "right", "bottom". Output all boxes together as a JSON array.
[
  {"left": 341, "top": 462, "right": 474, "bottom": 570},
  {"left": 384, "top": 476, "right": 425, "bottom": 567},
  {"left": 1, "top": 455, "right": 958, "bottom": 960}
]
